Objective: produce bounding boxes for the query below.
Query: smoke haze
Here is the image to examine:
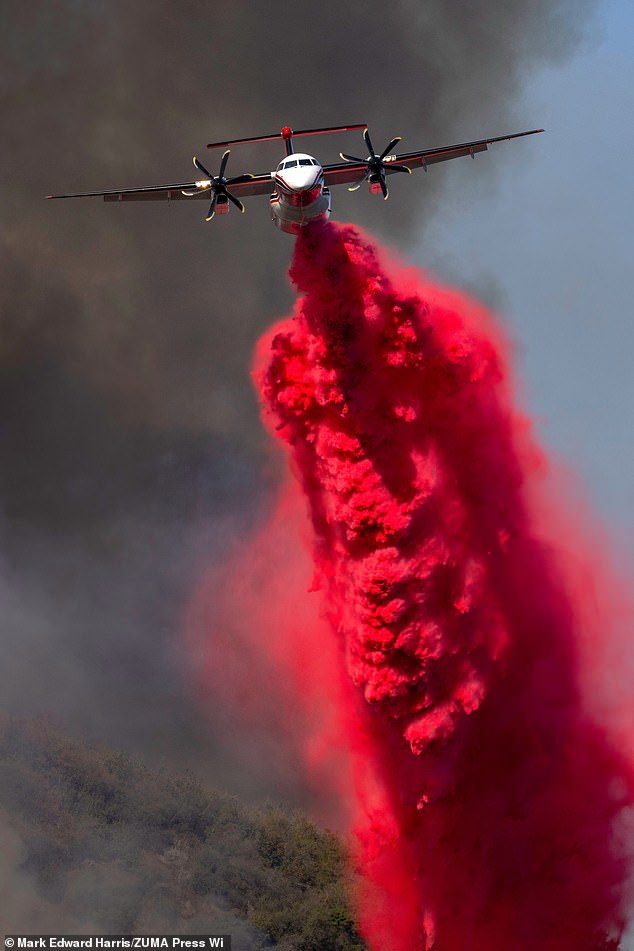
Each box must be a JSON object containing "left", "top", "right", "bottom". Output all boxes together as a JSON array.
[{"left": 0, "top": 0, "right": 603, "bottom": 910}]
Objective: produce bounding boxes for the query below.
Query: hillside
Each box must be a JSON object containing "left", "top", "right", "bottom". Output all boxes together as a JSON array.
[{"left": 0, "top": 715, "right": 366, "bottom": 949}]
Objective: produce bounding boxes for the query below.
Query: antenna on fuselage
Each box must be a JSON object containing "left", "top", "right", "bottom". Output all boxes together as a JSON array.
[{"left": 205, "top": 124, "right": 367, "bottom": 155}]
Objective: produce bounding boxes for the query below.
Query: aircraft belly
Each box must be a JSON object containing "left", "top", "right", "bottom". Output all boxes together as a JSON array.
[{"left": 270, "top": 190, "right": 331, "bottom": 233}]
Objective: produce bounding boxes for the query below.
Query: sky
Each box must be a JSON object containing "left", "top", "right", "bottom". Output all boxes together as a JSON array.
[{"left": 416, "top": 0, "right": 634, "bottom": 557}]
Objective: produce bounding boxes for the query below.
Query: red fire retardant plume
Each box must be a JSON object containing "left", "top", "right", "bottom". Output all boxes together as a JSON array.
[{"left": 249, "top": 222, "right": 633, "bottom": 950}]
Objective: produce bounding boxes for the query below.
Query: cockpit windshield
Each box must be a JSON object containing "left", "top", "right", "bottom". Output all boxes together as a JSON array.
[{"left": 276, "top": 157, "right": 319, "bottom": 171}]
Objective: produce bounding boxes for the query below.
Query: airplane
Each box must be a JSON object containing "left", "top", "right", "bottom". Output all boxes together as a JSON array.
[{"left": 47, "top": 123, "right": 543, "bottom": 235}]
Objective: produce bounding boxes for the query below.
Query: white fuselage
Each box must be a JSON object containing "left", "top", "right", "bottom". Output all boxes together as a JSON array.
[{"left": 269, "top": 152, "right": 331, "bottom": 234}]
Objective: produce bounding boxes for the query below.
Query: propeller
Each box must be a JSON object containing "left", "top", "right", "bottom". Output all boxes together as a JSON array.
[
  {"left": 340, "top": 127, "right": 411, "bottom": 199},
  {"left": 182, "top": 150, "right": 254, "bottom": 220}
]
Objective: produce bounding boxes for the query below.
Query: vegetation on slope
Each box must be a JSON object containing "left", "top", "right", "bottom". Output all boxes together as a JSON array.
[{"left": 0, "top": 715, "right": 366, "bottom": 949}]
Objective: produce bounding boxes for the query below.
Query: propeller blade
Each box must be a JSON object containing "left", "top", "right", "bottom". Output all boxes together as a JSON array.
[
  {"left": 387, "top": 163, "right": 412, "bottom": 174},
  {"left": 218, "top": 149, "right": 231, "bottom": 179},
  {"left": 226, "top": 192, "right": 245, "bottom": 214},
  {"left": 340, "top": 152, "right": 365, "bottom": 164},
  {"left": 379, "top": 136, "right": 402, "bottom": 160},
  {"left": 181, "top": 185, "right": 208, "bottom": 196},
  {"left": 363, "top": 127, "right": 375, "bottom": 156},
  {"left": 227, "top": 173, "right": 255, "bottom": 185},
  {"left": 380, "top": 176, "right": 389, "bottom": 200},
  {"left": 193, "top": 156, "right": 214, "bottom": 179},
  {"left": 205, "top": 193, "right": 217, "bottom": 221},
  {"left": 348, "top": 171, "right": 369, "bottom": 192}
]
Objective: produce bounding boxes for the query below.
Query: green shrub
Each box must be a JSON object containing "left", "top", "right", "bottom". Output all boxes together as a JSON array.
[{"left": 0, "top": 714, "right": 368, "bottom": 947}]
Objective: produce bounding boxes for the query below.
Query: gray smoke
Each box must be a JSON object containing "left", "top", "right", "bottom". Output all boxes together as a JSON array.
[{"left": 1, "top": 0, "right": 596, "bottom": 794}]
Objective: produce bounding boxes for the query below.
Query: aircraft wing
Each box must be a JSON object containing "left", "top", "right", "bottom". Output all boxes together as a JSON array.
[
  {"left": 47, "top": 173, "right": 274, "bottom": 203},
  {"left": 322, "top": 129, "right": 543, "bottom": 188}
]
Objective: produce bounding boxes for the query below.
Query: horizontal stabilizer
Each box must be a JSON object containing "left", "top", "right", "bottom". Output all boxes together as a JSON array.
[{"left": 206, "top": 124, "right": 367, "bottom": 149}]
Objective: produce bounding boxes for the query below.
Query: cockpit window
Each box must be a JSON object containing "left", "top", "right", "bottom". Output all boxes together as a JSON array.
[
  {"left": 311, "top": 159, "right": 319, "bottom": 165},
  {"left": 285, "top": 159, "right": 298, "bottom": 168},
  {"left": 299, "top": 159, "right": 312, "bottom": 166}
]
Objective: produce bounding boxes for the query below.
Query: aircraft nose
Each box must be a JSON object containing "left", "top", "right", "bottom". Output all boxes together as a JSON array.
[{"left": 287, "top": 167, "right": 319, "bottom": 190}]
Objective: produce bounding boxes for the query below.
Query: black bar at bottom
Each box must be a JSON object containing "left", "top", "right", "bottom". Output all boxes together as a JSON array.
[{"left": 3, "top": 938, "right": 231, "bottom": 951}]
